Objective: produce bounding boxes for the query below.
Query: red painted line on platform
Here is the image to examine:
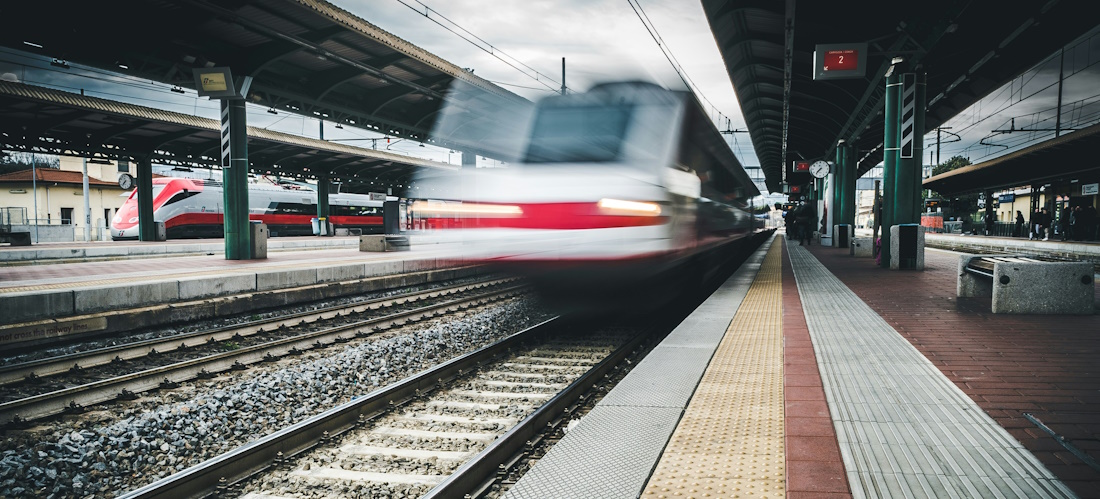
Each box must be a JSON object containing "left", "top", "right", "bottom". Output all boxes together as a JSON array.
[
  {"left": 782, "top": 240, "right": 852, "bottom": 498},
  {"left": 805, "top": 244, "right": 1100, "bottom": 497}
]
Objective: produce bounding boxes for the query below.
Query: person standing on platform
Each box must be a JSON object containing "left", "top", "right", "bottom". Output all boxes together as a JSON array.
[
  {"left": 1040, "top": 207, "right": 1051, "bottom": 241},
  {"left": 1061, "top": 205, "right": 1073, "bottom": 241},
  {"left": 1015, "top": 210, "right": 1025, "bottom": 237},
  {"left": 798, "top": 204, "right": 815, "bottom": 246},
  {"left": 984, "top": 212, "right": 994, "bottom": 236},
  {"left": 1085, "top": 205, "right": 1098, "bottom": 241},
  {"left": 1030, "top": 209, "right": 1040, "bottom": 240}
]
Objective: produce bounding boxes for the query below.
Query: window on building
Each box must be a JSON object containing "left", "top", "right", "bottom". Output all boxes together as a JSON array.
[
  {"left": 118, "top": 159, "right": 130, "bottom": 173},
  {"left": 61, "top": 207, "right": 74, "bottom": 225},
  {"left": 104, "top": 208, "right": 111, "bottom": 225}
]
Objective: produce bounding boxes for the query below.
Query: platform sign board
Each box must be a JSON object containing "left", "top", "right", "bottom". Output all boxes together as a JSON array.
[
  {"left": 369, "top": 192, "right": 387, "bottom": 201},
  {"left": 791, "top": 160, "right": 811, "bottom": 173},
  {"left": 1083, "top": 183, "right": 1099, "bottom": 196},
  {"left": 193, "top": 67, "right": 253, "bottom": 99},
  {"left": 813, "top": 43, "right": 867, "bottom": 80}
]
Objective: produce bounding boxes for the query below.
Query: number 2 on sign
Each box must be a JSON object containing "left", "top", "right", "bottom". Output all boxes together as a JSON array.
[{"left": 838, "top": 56, "right": 844, "bottom": 64}]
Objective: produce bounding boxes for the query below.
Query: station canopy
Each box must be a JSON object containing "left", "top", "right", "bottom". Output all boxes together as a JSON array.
[
  {"left": 0, "top": 80, "right": 457, "bottom": 191},
  {"left": 702, "top": 0, "right": 1096, "bottom": 193},
  {"left": 922, "top": 121, "right": 1100, "bottom": 195},
  {"left": 0, "top": 0, "right": 529, "bottom": 164}
]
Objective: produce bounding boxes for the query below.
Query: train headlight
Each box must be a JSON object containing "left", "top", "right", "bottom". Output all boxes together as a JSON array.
[
  {"left": 597, "top": 198, "right": 662, "bottom": 216},
  {"left": 410, "top": 200, "right": 523, "bottom": 217}
]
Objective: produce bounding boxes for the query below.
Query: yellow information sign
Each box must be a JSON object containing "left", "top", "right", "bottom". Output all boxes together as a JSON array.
[{"left": 199, "top": 72, "right": 228, "bottom": 92}]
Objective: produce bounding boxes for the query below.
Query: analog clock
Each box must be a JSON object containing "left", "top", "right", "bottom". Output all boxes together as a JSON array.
[
  {"left": 809, "top": 160, "right": 831, "bottom": 179},
  {"left": 118, "top": 173, "right": 134, "bottom": 190}
]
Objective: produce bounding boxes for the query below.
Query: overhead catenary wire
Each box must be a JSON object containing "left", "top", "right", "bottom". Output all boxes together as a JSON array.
[
  {"left": 392, "top": 0, "right": 568, "bottom": 94},
  {"left": 625, "top": 0, "right": 748, "bottom": 161}
]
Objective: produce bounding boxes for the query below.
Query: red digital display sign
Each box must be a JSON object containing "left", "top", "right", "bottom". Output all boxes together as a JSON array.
[
  {"left": 790, "top": 185, "right": 802, "bottom": 193},
  {"left": 823, "top": 50, "right": 858, "bottom": 71},
  {"left": 793, "top": 161, "right": 810, "bottom": 172}
]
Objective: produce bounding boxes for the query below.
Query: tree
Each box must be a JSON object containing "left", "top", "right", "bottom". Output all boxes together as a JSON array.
[
  {"left": 926, "top": 155, "right": 972, "bottom": 201},
  {"left": 931, "top": 155, "right": 971, "bottom": 177},
  {"left": 0, "top": 150, "right": 60, "bottom": 175}
]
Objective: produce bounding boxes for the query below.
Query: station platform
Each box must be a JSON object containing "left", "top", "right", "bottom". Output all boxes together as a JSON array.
[
  {"left": 0, "top": 235, "right": 363, "bottom": 264},
  {"left": 0, "top": 235, "right": 472, "bottom": 347},
  {"left": 507, "top": 234, "right": 1100, "bottom": 498}
]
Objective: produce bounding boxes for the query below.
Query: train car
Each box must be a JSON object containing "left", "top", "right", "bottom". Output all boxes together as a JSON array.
[
  {"left": 111, "top": 177, "right": 385, "bottom": 240},
  {"left": 412, "top": 81, "right": 761, "bottom": 301}
]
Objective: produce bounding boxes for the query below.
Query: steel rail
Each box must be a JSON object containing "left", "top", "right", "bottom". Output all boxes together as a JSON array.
[
  {"left": 0, "top": 284, "right": 527, "bottom": 426},
  {"left": 118, "top": 316, "right": 566, "bottom": 499},
  {"left": 0, "top": 278, "right": 514, "bottom": 386},
  {"left": 423, "top": 323, "right": 654, "bottom": 498}
]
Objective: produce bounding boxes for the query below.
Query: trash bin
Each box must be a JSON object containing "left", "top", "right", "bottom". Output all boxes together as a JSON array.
[
  {"left": 154, "top": 221, "right": 167, "bottom": 241},
  {"left": 310, "top": 217, "right": 320, "bottom": 236},
  {"left": 250, "top": 221, "right": 268, "bottom": 259}
]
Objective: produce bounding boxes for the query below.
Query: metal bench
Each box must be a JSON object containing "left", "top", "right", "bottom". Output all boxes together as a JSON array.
[{"left": 957, "top": 254, "right": 1094, "bottom": 314}]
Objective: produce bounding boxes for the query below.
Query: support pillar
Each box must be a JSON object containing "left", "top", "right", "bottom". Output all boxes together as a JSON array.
[
  {"left": 137, "top": 156, "right": 156, "bottom": 241},
  {"left": 831, "top": 156, "right": 842, "bottom": 229},
  {"left": 220, "top": 99, "right": 252, "bottom": 259},
  {"left": 894, "top": 73, "right": 926, "bottom": 227},
  {"left": 840, "top": 144, "right": 856, "bottom": 225},
  {"left": 881, "top": 73, "right": 901, "bottom": 268},
  {"left": 317, "top": 172, "right": 331, "bottom": 236},
  {"left": 461, "top": 151, "right": 476, "bottom": 168}
]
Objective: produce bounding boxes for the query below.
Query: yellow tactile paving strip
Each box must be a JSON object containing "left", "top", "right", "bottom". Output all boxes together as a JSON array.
[{"left": 642, "top": 241, "right": 784, "bottom": 498}]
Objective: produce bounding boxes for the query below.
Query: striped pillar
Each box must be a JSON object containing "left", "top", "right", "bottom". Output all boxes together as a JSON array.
[
  {"left": 221, "top": 99, "right": 252, "bottom": 260},
  {"left": 881, "top": 73, "right": 901, "bottom": 268}
]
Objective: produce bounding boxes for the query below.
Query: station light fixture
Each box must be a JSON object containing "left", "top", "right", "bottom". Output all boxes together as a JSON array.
[
  {"left": 50, "top": 59, "right": 69, "bottom": 69},
  {"left": 170, "top": 86, "right": 185, "bottom": 94},
  {"left": 267, "top": 108, "right": 278, "bottom": 115}
]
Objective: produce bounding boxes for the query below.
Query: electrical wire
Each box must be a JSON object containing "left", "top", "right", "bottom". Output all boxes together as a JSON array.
[
  {"left": 392, "top": 0, "right": 566, "bottom": 94},
  {"left": 625, "top": 0, "right": 745, "bottom": 159}
]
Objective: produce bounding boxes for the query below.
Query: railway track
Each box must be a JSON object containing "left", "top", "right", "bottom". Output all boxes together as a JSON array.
[
  {"left": 120, "top": 318, "right": 655, "bottom": 499},
  {"left": 0, "top": 279, "right": 526, "bottom": 426}
]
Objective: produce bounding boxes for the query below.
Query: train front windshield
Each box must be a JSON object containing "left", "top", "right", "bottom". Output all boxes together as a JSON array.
[{"left": 522, "top": 105, "right": 631, "bottom": 164}]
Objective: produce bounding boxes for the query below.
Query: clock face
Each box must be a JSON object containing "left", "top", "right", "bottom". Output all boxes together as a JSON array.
[
  {"left": 810, "top": 161, "right": 830, "bottom": 178},
  {"left": 118, "top": 174, "right": 134, "bottom": 190}
]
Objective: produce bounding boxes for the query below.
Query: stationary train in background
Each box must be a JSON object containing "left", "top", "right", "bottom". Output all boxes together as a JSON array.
[
  {"left": 413, "top": 81, "right": 763, "bottom": 301},
  {"left": 111, "top": 177, "right": 385, "bottom": 240}
]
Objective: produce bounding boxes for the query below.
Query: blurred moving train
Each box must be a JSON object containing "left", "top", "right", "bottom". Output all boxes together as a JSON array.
[
  {"left": 413, "top": 81, "right": 763, "bottom": 301},
  {"left": 111, "top": 177, "right": 385, "bottom": 240}
]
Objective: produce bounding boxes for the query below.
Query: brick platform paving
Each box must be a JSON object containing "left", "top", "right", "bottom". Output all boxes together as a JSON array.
[
  {"left": 806, "top": 244, "right": 1100, "bottom": 498},
  {"left": 782, "top": 241, "right": 852, "bottom": 498}
]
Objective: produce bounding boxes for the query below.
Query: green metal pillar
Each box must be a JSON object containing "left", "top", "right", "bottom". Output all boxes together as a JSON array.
[
  {"left": 881, "top": 73, "right": 901, "bottom": 268},
  {"left": 831, "top": 153, "right": 842, "bottom": 229},
  {"left": 894, "top": 73, "right": 926, "bottom": 227},
  {"left": 841, "top": 144, "right": 856, "bottom": 225},
  {"left": 136, "top": 156, "right": 156, "bottom": 241},
  {"left": 220, "top": 99, "right": 252, "bottom": 259},
  {"left": 461, "top": 151, "right": 476, "bottom": 168},
  {"left": 317, "top": 172, "right": 330, "bottom": 236}
]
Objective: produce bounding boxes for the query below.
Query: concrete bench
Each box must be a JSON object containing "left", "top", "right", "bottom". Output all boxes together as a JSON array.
[
  {"left": 850, "top": 237, "right": 873, "bottom": 257},
  {"left": 359, "top": 234, "right": 410, "bottom": 252},
  {"left": 957, "top": 254, "right": 1094, "bottom": 314}
]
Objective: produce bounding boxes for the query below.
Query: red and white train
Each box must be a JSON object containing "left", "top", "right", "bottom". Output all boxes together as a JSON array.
[
  {"left": 111, "top": 177, "right": 386, "bottom": 240},
  {"left": 413, "top": 81, "right": 763, "bottom": 300}
]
